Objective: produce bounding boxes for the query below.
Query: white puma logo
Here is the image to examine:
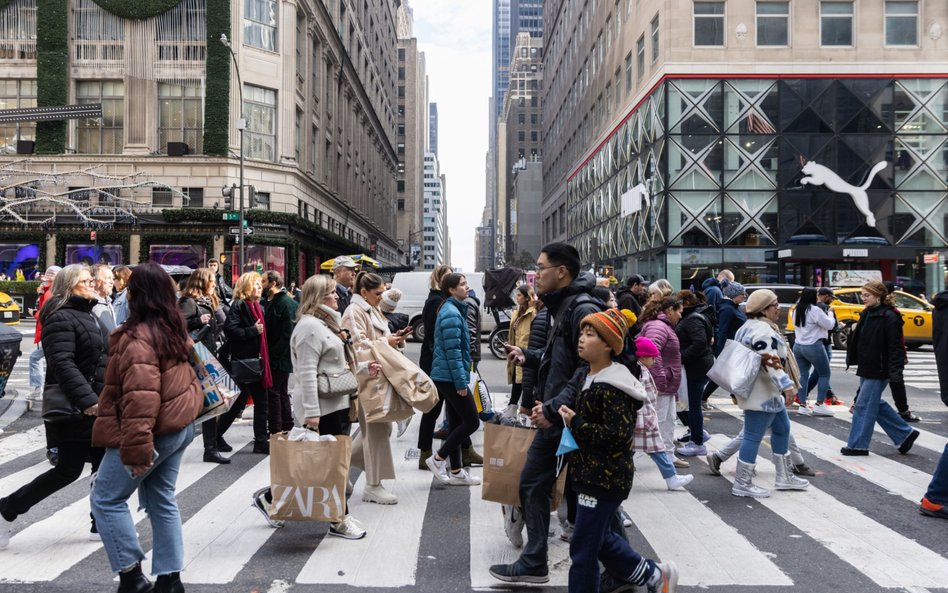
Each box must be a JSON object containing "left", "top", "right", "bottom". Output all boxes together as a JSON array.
[{"left": 800, "top": 161, "right": 887, "bottom": 227}]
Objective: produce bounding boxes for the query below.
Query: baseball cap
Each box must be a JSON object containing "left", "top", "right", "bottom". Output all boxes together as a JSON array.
[
  {"left": 817, "top": 287, "right": 835, "bottom": 297},
  {"left": 332, "top": 255, "right": 358, "bottom": 271}
]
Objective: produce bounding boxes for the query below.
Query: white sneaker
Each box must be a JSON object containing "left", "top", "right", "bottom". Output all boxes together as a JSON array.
[
  {"left": 251, "top": 487, "right": 285, "bottom": 528},
  {"left": 363, "top": 484, "right": 398, "bottom": 505},
  {"left": 665, "top": 474, "right": 695, "bottom": 491},
  {"left": 447, "top": 468, "right": 481, "bottom": 486},
  {"left": 395, "top": 416, "right": 412, "bottom": 438},
  {"left": 811, "top": 403, "right": 835, "bottom": 417},
  {"left": 329, "top": 516, "right": 367, "bottom": 540},
  {"left": 0, "top": 518, "right": 12, "bottom": 549},
  {"left": 618, "top": 506, "right": 633, "bottom": 527},
  {"left": 425, "top": 455, "right": 451, "bottom": 484},
  {"left": 502, "top": 505, "right": 524, "bottom": 548},
  {"left": 559, "top": 521, "right": 574, "bottom": 542},
  {"left": 797, "top": 405, "right": 813, "bottom": 416}
]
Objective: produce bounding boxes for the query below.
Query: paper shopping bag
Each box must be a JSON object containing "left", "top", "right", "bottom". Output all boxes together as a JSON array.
[
  {"left": 268, "top": 434, "right": 352, "bottom": 522},
  {"left": 355, "top": 346, "right": 416, "bottom": 423},
  {"left": 189, "top": 342, "right": 240, "bottom": 425},
  {"left": 481, "top": 423, "right": 567, "bottom": 511}
]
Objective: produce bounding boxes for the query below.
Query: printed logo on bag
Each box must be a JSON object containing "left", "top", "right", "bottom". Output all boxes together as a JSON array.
[
  {"left": 489, "top": 456, "right": 505, "bottom": 467},
  {"left": 270, "top": 485, "right": 344, "bottom": 519}
]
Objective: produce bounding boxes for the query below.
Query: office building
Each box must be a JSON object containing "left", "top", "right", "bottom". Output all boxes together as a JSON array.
[
  {"left": 397, "top": 1, "right": 428, "bottom": 268},
  {"left": 422, "top": 152, "right": 447, "bottom": 270}
]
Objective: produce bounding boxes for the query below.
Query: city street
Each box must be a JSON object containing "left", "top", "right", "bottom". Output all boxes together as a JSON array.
[{"left": 0, "top": 322, "right": 946, "bottom": 592}]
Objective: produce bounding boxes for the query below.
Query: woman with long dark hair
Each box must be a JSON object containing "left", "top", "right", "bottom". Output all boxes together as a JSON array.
[
  {"left": 506, "top": 285, "right": 537, "bottom": 408},
  {"left": 90, "top": 262, "right": 203, "bottom": 593},
  {"left": 674, "top": 289, "right": 715, "bottom": 457},
  {"left": 417, "top": 265, "right": 453, "bottom": 468},
  {"left": 0, "top": 264, "right": 109, "bottom": 549},
  {"left": 217, "top": 272, "right": 272, "bottom": 454},
  {"left": 792, "top": 287, "right": 837, "bottom": 417}
]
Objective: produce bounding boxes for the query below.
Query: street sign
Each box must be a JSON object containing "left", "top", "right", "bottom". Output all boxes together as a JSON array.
[
  {"left": 229, "top": 227, "right": 253, "bottom": 235},
  {"left": 924, "top": 253, "right": 940, "bottom": 264},
  {"left": 222, "top": 212, "right": 239, "bottom": 221}
]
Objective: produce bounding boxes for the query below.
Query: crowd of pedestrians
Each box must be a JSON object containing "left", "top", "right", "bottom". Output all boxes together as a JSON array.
[{"left": 1, "top": 244, "right": 946, "bottom": 593}]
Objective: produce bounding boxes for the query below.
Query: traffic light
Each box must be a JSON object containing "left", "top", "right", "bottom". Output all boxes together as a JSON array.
[{"left": 221, "top": 184, "right": 237, "bottom": 209}]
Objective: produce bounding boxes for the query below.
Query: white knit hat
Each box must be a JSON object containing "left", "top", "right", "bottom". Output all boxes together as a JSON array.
[{"left": 380, "top": 288, "right": 402, "bottom": 313}]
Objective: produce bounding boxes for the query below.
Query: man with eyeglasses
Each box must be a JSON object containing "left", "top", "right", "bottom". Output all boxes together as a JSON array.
[{"left": 490, "top": 242, "right": 610, "bottom": 585}]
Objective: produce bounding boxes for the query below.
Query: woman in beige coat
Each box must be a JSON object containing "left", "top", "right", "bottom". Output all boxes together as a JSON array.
[
  {"left": 342, "top": 272, "right": 410, "bottom": 504},
  {"left": 505, "top": 285, "right": 536, "bottom": 408}
]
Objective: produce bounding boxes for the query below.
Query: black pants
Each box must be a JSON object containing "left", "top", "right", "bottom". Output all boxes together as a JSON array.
[
  {"left": 702, "top": 380, "right": 718, "bottom": 401},
  {"left": 201, "top": 417, "right": 219, "bottom": 451},
  {"left": 509, "top": 383, "right": 523, "bottom": 407},
  {"left": 417, "top": 397, "right": 472, "bottom": 452},
  {"left": 1, "top": 435, "right": 103, "bottom": 520},
  {"left": 268, "top": 370, "right": 293, "bottom": 434},
  {"left": 217, "top": 380, "right": 269, "bottom": 444},
  {"left": 434, "top": 381, "right": 480, "bottom": 471}
]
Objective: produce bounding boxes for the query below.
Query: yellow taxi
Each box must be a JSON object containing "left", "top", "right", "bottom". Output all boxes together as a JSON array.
[
  {"left": 0, "top": 290, "right": 21, "bottom": 324},
  {"left": 785, "top": 288, "right": 932, "bottom": 350}
]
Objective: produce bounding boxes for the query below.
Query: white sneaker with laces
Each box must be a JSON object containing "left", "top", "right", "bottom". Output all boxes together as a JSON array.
[
  {"left": 797, "top": 405, "right": 813, "bottom": 416},
  {"left": 363, "top": 483, "right": 398, "bottom": 505},
  {"left": 811, "top": 403, "right": 835, "bottom": 417},
  {"left": 665, "top": 474, "right": 694, "bottom": 491},
  {"left": 425, "top": 455, "right": 451, "bottom": 484},
  {"left": 0, "top": 518, "right": 12, "bottom": 549},
  {"left": 502, "top": 505, "right": 524, "bottom": 548},
  {"left": 395, "top": 416, "right": 412, "bottom": 438},
  {"left": 329, "top": 516, "right": 367, "bottom": 540},
  {"left": 447, "top": 468, "right": 481, "bottom": 486},
  {"left": 251, "top": 487, "right": 286, "bottom": 528}
]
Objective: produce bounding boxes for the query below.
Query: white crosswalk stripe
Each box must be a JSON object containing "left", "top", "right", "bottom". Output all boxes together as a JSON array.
[
  {"left": 0, "top": 404, "right": 945, "bottom": 591},
  {"left": 829, "top": 350, "right": 941, "bottom": 390}
]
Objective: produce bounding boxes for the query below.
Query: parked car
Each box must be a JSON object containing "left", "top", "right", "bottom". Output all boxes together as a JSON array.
[
  {"left": 741, "top": 284, "right": 804, "bottom": 337},
  {"left": 391, "top": 271, "right": 495, "bottom": 341},
  {"left": 0, "top": 290, "right": 20, "bottom": 325},
  {"left": 785, "top": 287, "right": 932, "bottom": 350}
]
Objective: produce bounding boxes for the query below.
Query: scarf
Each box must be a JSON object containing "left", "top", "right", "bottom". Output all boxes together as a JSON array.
[
  {"left": 248, "top": 300, "right": 273, "bottom": 389},
  {"left": 315, "top": 305, "right": 358, "bottom": 372},
  {"left": 762, "top": 317, "right": 801, "bottom": 389}
]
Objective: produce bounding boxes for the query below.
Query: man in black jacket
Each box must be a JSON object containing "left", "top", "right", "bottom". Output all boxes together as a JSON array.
[
  {"left": 921, "top": 289, "right": 948, "bottom": 519},
  {"left": 490, "top": 243, "right": 603, "bottom": 584},
  {"left": 615, "top": 274, "right": 646, "bottom": 317},
  {"left": 262, "top": 271, "right": 298, "bottom": 434},
  {"left": 332, "top": 256, "right": 358, "bottom": 315}
]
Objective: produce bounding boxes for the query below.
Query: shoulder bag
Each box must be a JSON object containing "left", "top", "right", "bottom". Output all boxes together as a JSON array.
[
  {"left": 41, "top": 384, "right": 83, "bottom": 422},
  {"left": 230, "top": 357, "right": 262, "bottom": 384}
]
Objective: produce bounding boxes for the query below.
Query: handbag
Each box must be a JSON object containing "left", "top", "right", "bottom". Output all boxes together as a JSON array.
[
  {"left": 317, "top": 369, "right": 359, "bottom": 398},
  {"left": 189, "top": 324, "right": 211, "bottom": 343},
  {"left": 706, "top": 339, "right": 762, "bottom": 399},
  {"left": 189, "top": 342, "right": 240, "bottom": 425},
  {"left": 230, "top": 357, "right": 262, "bottom": 384},
  {"left": 41, "top": 384, "right": 82, "bottom": 422}
]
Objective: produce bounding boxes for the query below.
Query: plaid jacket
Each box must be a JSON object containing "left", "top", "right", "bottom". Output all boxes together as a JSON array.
[{"left": 632, "top": 364, "right": 665, "bottom": 453}]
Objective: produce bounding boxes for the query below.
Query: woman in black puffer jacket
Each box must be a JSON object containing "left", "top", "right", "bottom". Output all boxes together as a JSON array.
[
  {"left": 0, "top": 264, "right": 109, "bottom": 548},
  {"left": 674, "top": 290, "right": 715, "bottom": 457}
]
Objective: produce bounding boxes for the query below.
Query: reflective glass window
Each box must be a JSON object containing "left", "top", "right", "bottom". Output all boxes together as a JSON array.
[
  {"left": 694, "top": 2, "right": 725, "bottom": 47},
  {"left": 885, "top": 1, "right": 918, "bottom": 46},
  {"left": 820, "top": 2, "right": 853, "bottom": 46},
  {"left": 756, "top": 2, "right": 789, "bottom": 46}
]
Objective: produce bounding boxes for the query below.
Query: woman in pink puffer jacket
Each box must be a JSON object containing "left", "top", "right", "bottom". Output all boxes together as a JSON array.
[{"left": 638, "top": 296, "right": 684, "bottom": 467}]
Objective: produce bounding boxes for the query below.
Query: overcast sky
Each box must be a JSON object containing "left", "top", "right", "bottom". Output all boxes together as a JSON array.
[{"left": 411, "top": 0, "right": 491, "bottom": 272}]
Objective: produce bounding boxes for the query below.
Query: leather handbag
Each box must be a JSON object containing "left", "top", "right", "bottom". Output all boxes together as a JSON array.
[
  {"left": 230, "top": 357, "right": 262, "bottom": 384},
  {"left": 317, "top": 369, "right": 359, "bottom": 399},
  {"left": 41, "top": 384, "right": 82, "bottom": 422}
]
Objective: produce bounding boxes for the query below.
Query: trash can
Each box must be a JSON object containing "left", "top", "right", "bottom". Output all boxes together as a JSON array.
[{"left": 0, "top": 323, "right": 23, "bottom": 398}]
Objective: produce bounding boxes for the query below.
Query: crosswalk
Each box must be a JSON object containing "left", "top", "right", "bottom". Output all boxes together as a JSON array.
[
  {"left": 0, "top": 397, "right": 946, "bottom": 592},
  {"left": 829, "top": 348, "right": 940, "bottom": 390}
]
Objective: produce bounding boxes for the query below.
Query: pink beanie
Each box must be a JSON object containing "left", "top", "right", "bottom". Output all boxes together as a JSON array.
[{"left": 635, "top": 336, "right": 660, "bottom": 358}]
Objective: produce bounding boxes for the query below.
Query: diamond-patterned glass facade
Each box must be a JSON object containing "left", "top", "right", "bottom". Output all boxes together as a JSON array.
[{"left": 566, "top": 77, "right": 948, "bottom": 286}]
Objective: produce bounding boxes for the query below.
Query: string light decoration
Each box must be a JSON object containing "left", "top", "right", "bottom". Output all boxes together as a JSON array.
[{"left": 0, "top": 159, "right": 190, "bottom": 228}]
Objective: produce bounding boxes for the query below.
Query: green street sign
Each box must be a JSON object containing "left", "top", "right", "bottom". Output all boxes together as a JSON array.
[{"left": 222, "top": 212, "right": 239, "bottom": 221}]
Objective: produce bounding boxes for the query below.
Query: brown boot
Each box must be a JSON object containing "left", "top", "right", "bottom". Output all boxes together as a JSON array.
[
  {"left": 418, "top": 449, "right": 432, "bottom": 470},
  {"left": 462, "top": 447, "right": 483, "bottom": 467}
]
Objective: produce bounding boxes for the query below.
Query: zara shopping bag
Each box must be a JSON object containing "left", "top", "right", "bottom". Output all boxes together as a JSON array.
[
  {"left": 189, "top": 342, "right": 240, "bottom": 425},
  {"left": 481, "top": 422, "right": 567, "bottom": 510},
  {"left": 268, "top": 433, "right": 352, "bottom": 522},
  {"left": 706, "top": 339, "right": 762, "bottom": 399}
]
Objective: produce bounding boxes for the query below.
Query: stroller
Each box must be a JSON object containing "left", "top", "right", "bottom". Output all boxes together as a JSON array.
[{"left": 483, "top": 267, "right": 525, "bottom": 360}]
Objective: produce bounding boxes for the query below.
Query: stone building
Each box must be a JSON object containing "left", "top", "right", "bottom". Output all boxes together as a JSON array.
[{"left": 396, "top": 1, "right": 427, "bottom": 268}]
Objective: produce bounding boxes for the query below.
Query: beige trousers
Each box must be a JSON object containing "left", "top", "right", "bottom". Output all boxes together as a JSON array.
[{"left": 351, "top": 406, "right": 395, "bottom": 485}]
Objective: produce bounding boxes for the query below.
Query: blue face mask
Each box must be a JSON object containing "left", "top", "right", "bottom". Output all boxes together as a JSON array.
[{"left": 557, "top": 426, "right": 579, "bottom": 456}]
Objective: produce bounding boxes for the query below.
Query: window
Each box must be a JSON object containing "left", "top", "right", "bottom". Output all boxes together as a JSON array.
[
  {"left": 294, "top": 109, "right": 302, "bottom": 162},
  {"left": 885, "top": 1, "right": 918, "bottom": 46},
  {"left": 0, "top": 0, "right": 37, "bottom": 60},
  {"left": 820, "top": 2, "right": 853, "bottom": 46},
  {"left": 310, "top": 124, "right": 317, "bottom": 175},
  {"left": 530, "top": 131, "right": 538, "bottom": 142},
  {"left": 757, "top": 2, "right": 789, "bottom": 46},
  {"left": 77, "top": 80, "right": 123, "bottom": 154},
  {"left": 295, "top": 16, "right": 305, "bottom": 80},
  {"left": 624, "top": 51, "right": 632, "bottom": 92},
  {"left": 157, "top": 83, "right": 203, "bottom": 154},
  {"left": 253, "top": 191, "right": 270, "bottom": 210},
  {"left": 518, "top": 130, "right": 525, "bottom": 141},
  {"left": 243, "top": 84, "right": 276, "bottom": 161},
  {"left": 244, "top": 0, "right": 277, "bottom": 51},
  {"left": 152, "top": 186, "right": 173, "bottom": 208},
  {"left": 397, "top": 142, "right": 404, "bottom": 154},
  {"left": 694, "top": 2, "right": 725, "bottom": 46},
  {"left": 636, "top": 35, "right": 645, "bottom": 81},
  {"left": 0, "top": 79, "right": 36, "bottom": 153},
  {"left": 651, "top": 15, "right": 660, "bottom": 61},
  {"left": 396, "top": 180, "right": 405, "bottom": 192},
  {"left": 183, "top": 187, "right": 204, "bottom": 208}
]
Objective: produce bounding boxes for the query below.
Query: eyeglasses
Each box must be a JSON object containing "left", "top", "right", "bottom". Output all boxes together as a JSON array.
[
  {"left": 767, "top": 302, "right": 779, "bottom": 309},
  {"left": 535, "top": 264, "right": 563, "bottom": 273}
]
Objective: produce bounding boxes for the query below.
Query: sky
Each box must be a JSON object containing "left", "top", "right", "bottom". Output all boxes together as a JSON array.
[{"left": 411, "top": 0, "right": 491, "bottom": 272}]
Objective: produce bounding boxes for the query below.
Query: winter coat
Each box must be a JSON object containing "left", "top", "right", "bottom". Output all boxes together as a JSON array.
[
  {"left": 419, "top": 289, "right": 445, "bottom": 374},
  {"left": 92, "top": 295, "right": 117, "bottom": 333},
  {"left": 465, "top": 295, "right": 483, "bottom": 364},
  {"left": 632, "top": 364, "right": 664, "bottom": 453},
  {"left": 506, "top": 305, "right": 537, "bottom": 384},
  {"left": 702, "top": 277, "right": 723, "bottom": 312},
  {"left": 92, "top": 326, "right": 203, "bottom": 466},
  {"left": 567, "top": 362, "right": 647, "bottom": 501},
  {"left": 932, "top": 290, "right": 948, "bottom": 406},
  {"left": 223, "top": 298, "right": 263, "bottom": 361},
  {"left": 335, "top": 283, "right": 353, "bottom": 316},
  {"left": 676, "top": 305, "right": 715, "bottom": 378},
  {"left": 520, "top": 307, "right": 548, "bottom": 409},
  {"left": 291, "top": 306, "right": 360, "bottom": 421},
  {"left": 846, "top": 304, "right": 905, "bottom": 383},
  {"left": 341, "top": 293, "right": 393, "bottom": 349},
  {"left": 733, "top": 318, "right": 795, "bottom": 412},
  {"left": 40, "top": 295, "right": 110, "bottom": 445},
  {"left": 639, "top": 315, "right": 682, "bottom": 395},
  {"left": 384, "top": 311, "right": 410, "bottom": 334},
  {"left": 264, "top": 290, "right": 298, "bottom": 374},
  {"left": 430, "top": 296, "right": 472, "bottom": 390},
  {"left": 715, "top": 298, "right": 746, "bottom": 356},
  {"left": 178, "top": 295, "right": 218, "bottom": 354},
  {"left": 616, "top": 286, "right": 644, "bottom": 318},
  {"left": 214, "top": 273, "right": 233, "bottom": 310},
  {"left": 112, "top": 288, "right": 129, "bottom": 326}
]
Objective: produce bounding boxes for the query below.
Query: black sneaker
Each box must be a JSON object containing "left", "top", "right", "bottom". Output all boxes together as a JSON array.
[
  {"left": 899, "top": 411, "right": 921, "bottom": 423},
  {"left": 898, "top": 430, "right": 920, "bottom": 455},
  {"left": 488, "top": 563, "right": 549, "bottom": 584},
  {"left": 46, "top": 448, "right": 58, "bottom": 466},
  {"left": 840, "top": 447, "right": 869, "bottom": 456},
  {"left": 89, "top": 513, "right": 100, "bottom": 542}
]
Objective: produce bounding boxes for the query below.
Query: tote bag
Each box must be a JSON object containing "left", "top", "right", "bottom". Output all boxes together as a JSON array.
[
  {"left": 269, "top": 434, "right": 352, "bottom": 522},
  {"left": 706, "top": 339, "right": 762, "bottom": 399}
]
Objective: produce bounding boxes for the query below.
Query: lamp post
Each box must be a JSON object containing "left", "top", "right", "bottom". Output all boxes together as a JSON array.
[{"left": 220, "top": 33, "right": 246, "bottom": 273}]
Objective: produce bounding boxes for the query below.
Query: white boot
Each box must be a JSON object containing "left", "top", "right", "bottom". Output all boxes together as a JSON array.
[
  {"left": 665, "top": 474, "right": 694, "bottom": 490},
  {"left": 773, "top": 452, "right": 810, "bottom": 490},
  {"left": 731, "top": 460, "right": 771, "bottom": 498}
]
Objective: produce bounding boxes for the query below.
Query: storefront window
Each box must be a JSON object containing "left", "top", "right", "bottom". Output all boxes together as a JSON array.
[
  {"left": 148, "top": 244, "right": 207, "bottom": 268},
  {"left": 65, "top": 244, "right": 123, "bottom": 266},
  {"left": 0, "top": 243, "right": 39, "bottom": 279},
  {"left": 231, "top": 245, "right": 285, "bottom": 283}
]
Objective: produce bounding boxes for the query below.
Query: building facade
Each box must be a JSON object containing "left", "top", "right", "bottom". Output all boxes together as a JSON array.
[
  {"left": 396, "top": 3, "right": 427, "bottom": 269},
  {"left": 422, "top": 152, "right": 447, "bottom": 270},
  {"left": 429, "top": 102, "right": 438, "bottom": 156},
  {"left": 544, "top": 0, "right": 948, "bottom": 293},
  {"left": 0, "top": 0, "right": 402, "bottom": 284}
]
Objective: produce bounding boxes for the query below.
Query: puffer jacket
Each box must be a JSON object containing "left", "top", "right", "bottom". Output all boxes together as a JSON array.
[
  {"left": 733, "top": 318, "right": 794, "bottom": 412},
  {"left": 846, "top": 304, "right": 905, "bottom": 383},
  {"left": 715, "top": 298, "right": 746, "bottom": 356},
  {"left": 568, "top": 362, "right": 647, "bottom": 501},
  {"left": 419, "top": 289, "right": 445, "bottom": 373},
  {"left": 465, "top": 294, "right": 483, "bottom": 365},
  {"left": 506, "top": 305, "right": 537, "bottom": 384},
  {"left": 676, "top": 305, "right": 715, "bottom": 378},
  {"left": 639, "top": 315, "right": 682, "bottom": 394},
  {"left": 40, "top": 295, "right": 109, "bottom": 418},
  {"left": 92, "top": 326, "right": 203, "bottom": 466},
  {"left": 520, "top": 306, "right": 548, "bottom": 409},
  {"left": 430, "top": 296, "right": 472, "bottom": 390}
]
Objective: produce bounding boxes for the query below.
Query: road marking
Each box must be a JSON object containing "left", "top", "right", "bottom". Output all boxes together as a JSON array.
[
  {"left": 705, "top": 435, "right": 948, "bottom": 589},
  {"left": 295, "top": 414, "right": 434, "bottom": 587},
  {"left": 629, "top": 460, "right": 793, "bottom": 587},
  {"left": 0, "top": 460, "right": 85, "bottom": 498},
  {"left": 0, "top": 426, "right": 49, "bottom": 465}
]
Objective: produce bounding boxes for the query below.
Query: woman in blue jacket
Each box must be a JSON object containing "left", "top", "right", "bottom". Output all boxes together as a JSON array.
[{"left": 425, "top": 273, "right": 481, "bottom": 486}]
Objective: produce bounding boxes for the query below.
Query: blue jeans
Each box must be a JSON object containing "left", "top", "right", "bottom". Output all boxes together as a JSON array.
[
  {"left": 794, "top": 342, "right": 831, "bottom": 405},
  {"left": 569, "top": 495, "right": 650, "bottom": 592},
  {"left": 28, "top": 345, "right": 44, "bottom": 389},
  {"left": 846, "top": 378, "right": 912, "bottom": 450},
  {"left": 739, "top": 408, "right": 790, "bottom": 463},
  {"left": 91, "top": 424, "right": 194, "bottom": 575},
  {"left": 805, "top": 343, "right": 833, "bottom": 396},
  {"left": 648, "top": 451, "right": 675, "bottom": 479},
  {"left": 686, "top": 375, "right": 708, "bottom": 445},
  {"left": 926, "top": 444, "right": 948, "bottom": 505}
]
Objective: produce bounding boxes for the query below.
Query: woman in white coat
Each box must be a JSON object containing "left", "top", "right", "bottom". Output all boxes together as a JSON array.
[{"left": 342, "top": 272, "right": 410, "bottom": 504}]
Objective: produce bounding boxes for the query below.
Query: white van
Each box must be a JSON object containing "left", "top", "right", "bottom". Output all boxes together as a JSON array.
[{"left": 391, "top": 271, "right": 496, "bottom": 341}]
